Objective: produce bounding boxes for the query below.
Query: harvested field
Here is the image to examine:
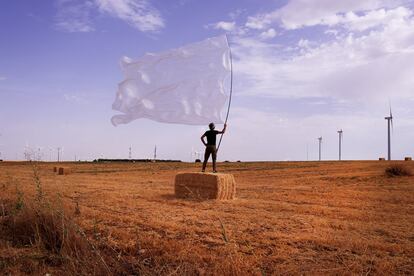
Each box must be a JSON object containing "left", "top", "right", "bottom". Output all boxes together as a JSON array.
[{"left": 1, "top": 161, "right": 413, "bottom": 275}]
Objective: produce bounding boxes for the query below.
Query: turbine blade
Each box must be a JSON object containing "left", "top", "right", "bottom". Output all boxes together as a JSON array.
[{"left": 388, "top": 98, "right": 393, "bottom": 118}]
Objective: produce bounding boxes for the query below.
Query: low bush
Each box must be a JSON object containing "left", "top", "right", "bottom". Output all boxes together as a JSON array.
[{"left": 385, "top": 164, "right": 412, "bottom": 177}]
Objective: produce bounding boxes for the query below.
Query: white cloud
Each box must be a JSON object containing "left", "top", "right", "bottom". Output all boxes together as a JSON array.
[
  {"left": 245, "top": 0, "right": 404, "bottom": 30},
  {"left": 259, "top": 28, "right": 277, "bottom": 39},
  {"left": 63, "top": 93, "right": 87, "bottom": 104},
  {"left": 229, "top": 9, "right": 244, "bottom": 20},
  {"left": 297, "top": 39, "right": 310, "bottom": 48},
  {"left": 210, "top": 21, "right": 236, "bottom": 31},
  {"left": 95, "top": 0, "right": 164, "bottom": 32},
  {"left": 54, "top": 0, "right": 164, "bottom": 33},
  {"left": 55, "top": 0, "right": 95, "bottom": 32},
  {"left": 232, "top": 8, "right": 414, "bottom": 104},
  {"left": 245, "top": 15, "right": 269, "bottom": 30},
  {"left": 344, "top": 7, "right": 412, "bottom": 31}
]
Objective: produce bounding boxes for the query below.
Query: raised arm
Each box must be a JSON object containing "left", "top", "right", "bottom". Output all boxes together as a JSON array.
[
  {"left": 200, "top": 133, "right": 207, "bottom": 146},
  {"left": 217, "top": 123, "right": 227, "bottom": 134}
]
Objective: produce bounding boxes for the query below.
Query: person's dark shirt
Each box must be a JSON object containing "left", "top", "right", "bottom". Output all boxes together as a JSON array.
[{"left": 204, "top": 130, "right": 220, "bottom": 146}]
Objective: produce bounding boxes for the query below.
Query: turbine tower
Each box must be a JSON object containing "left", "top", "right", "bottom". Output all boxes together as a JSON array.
[
  {"left": 57, "top": 147, "right": 61, "bottom": 162},
  {"left": 153, "top": 145, "right": 157, "bottom": 160},
  {"left": 318, "top": 137, "right": 322, "bottom": 161},
  {"left": 384, "top": 107, "right": 393, "bottom": 161},
  {"left": 337, "top": 130, "right": 343, "bottom": 161}
]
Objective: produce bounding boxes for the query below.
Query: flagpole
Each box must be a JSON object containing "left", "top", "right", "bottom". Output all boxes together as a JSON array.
[{"left": 216, "top": 34, "right": 233, "bottom": 153}]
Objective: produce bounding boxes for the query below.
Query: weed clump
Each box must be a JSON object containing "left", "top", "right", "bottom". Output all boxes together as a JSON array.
[
  {"left": 385, "top": 164, "right": 412, "bottom": 177},
  {"left": 0, "top": 164, "right": 110, "bottom": 275}
]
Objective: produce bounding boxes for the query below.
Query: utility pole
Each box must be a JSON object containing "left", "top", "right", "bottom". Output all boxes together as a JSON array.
[
  {"left": 318, "top": 137, "right": 322, "bottom": 161},
  {"left": 337, "top": 130, "right": 343, "bottom": 161}
]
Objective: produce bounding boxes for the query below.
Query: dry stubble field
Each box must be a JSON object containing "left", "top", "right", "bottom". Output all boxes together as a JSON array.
[{"left": 0, "top": 161, "right": 413, "bottom": 275}]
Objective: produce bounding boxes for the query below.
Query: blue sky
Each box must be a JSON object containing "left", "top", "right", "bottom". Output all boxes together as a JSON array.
[{"left": 1, "top": 0, "right": 414, "bottom": 162}]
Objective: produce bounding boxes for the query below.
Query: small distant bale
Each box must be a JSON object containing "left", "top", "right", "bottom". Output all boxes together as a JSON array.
[
  {"left": 385, "top": 164, "right": 412, "bottom": 177},
  {"left": 195, "top": 159, "right": 201, "bottom": 163},
  {"left": 175, "top": 173, "right": 236, "bottom": 200},
  {"left": 58, "top": 167, "right": 71, "bottom": 175},
  {"left": 405, "top": 157, "right": 412, "bottom": 161},
  {"left": 237, "top": 160, "right": 241, "bottom": 163},
  {"left": 53, "top": 167, "right": 58, "bottom": 173},
  {"left": 379, "top": 158, "right": 386, "bottom": 161}
]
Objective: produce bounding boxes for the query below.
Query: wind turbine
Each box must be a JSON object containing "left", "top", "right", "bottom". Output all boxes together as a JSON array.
[
  {"left": 337, "top": 130, "right": 343, "bottom": 161},
  {"left": 36, "top": 146, "right": 44, "bottom": 161},
  {"left": 57, "top": 147, "right": 61, "bottom": 162},
  {"left": 48, "top": 147, "right": 53, "bottom": 161},
  {"left": 318, "top": 137, "right": 322, "bottom": 161},
  {"left": 57, "top": 147, "right": 64, "bottom": 162},
  {"left": 384, "top": 107, "right": 393, "bottom": 161},
  {"left": 306, "top": 143, "right": 309, "bottom": 161}
]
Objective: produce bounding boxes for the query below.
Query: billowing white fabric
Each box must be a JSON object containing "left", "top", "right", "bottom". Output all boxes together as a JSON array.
[{"left": 111, "top": 35, "right": 231, "bottom": 126}]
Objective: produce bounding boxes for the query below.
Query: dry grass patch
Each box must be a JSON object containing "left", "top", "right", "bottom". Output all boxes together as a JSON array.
[{"left": 385, "top": 164, "right": 412, "bottom": 177}]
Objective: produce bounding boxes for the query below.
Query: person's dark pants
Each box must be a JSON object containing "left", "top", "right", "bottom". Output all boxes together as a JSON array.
[{"left": 202, "top": 145, "right": 217, "bottom": 172}]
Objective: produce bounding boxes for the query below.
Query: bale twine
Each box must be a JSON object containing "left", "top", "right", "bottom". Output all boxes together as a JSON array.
[
  {"left": 58, "top": 167, "right": 71, "bottom": 175},
  {"left": 405, "top": 157, "right": 412, "bottom": 161},
  {"left": 175, "top": 173, "right": 236, "bottom": 200}
]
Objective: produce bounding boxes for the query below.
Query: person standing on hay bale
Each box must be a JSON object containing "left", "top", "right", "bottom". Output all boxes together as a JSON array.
[{"left": 201, "top": 122, "right": 227, "bottom": 173}]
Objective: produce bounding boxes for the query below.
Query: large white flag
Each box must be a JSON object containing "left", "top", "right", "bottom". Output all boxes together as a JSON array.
[{"left": 111, "top": 36, "right": 231, "bottom": 126}]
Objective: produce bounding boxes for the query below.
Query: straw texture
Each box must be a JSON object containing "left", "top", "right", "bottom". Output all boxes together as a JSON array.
[
  {"left": 175, "top": 173, "right": 236, "bottom": 200},
  {"left": 58, "top": 167, "right": 71, "bottom": 175}
]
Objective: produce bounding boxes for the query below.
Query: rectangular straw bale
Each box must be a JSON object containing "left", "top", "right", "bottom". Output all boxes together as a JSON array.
[
  {"left": 405, "top": 157, "right": 412, "bottom": 161},
  {"left": 58, "top": 167, "right": 71, "bottom": 175},
  {"left": 175, "top": 173, "right": 236, "bottom": 200},
  {"left": 379, "top": 158, "right": 386, "bottom": 161},
  {"left": 53, "top": 166, "right": 57, "bottom": 172}
]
